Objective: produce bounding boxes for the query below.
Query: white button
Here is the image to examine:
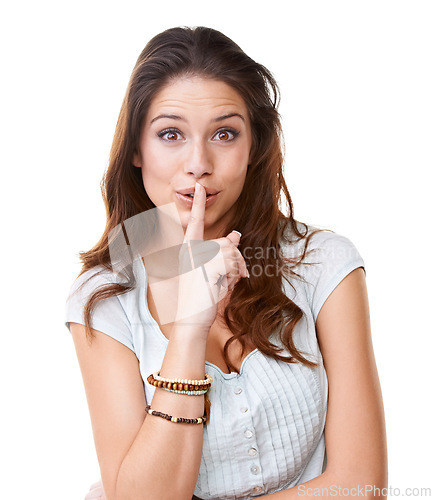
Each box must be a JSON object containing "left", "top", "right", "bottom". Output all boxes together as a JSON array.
[
  {"left": 248, "top": 447, "right": 258, "bottom": 456},
  {"left": 234, "top": 387, "right": 243, "bottom": 395},
  {"left": 252, "top": 486, "right": 263, "bottom": 494},
  {"left": 244, "top": 429, "right": 254, "bottom": 438},
  {"left": 251, "top": 465, "right": 260, "bottom": 475},
  {"left": 240, "top": 407, "right": 248, "bottom": 413}
]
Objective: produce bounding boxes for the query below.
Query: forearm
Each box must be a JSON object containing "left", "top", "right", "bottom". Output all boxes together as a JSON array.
[{"left": 115, "top": 325, "right": 208, "bottom": 500}]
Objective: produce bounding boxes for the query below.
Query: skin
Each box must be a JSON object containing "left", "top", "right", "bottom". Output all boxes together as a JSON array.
[{"left": 132, "top": 76, "right": 253, "bottom": 241}]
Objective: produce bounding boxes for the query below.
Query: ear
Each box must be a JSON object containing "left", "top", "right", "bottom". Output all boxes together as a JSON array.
[{"left": 132, "top": 151, "right": 142, "bottom": 168}]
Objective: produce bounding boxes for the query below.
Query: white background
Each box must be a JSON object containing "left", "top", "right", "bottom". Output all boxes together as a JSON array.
[{"left": 1, "top": 1, "right": 431, "bottom": 498}]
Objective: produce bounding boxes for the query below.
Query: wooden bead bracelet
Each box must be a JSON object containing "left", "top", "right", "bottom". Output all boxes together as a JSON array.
[
  {"left": 145, "top": 405, "right": 207, "bottom": 425},
  {"left": 150, "top": 371, "right": 213, "bottom": 386},
  {"left": 147, "top": 373, "right": 212, "bottom": 392}
]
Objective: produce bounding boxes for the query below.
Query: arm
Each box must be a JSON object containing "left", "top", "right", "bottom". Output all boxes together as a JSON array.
[
  {"left": 70, "top": 183, "right": 248, "bottom": 500},
  {"left": 70, "top": 321, "right": 207, "bottom": 500},
  {"left": 258, "top": 267, "right": 388, "bottom": 499}
]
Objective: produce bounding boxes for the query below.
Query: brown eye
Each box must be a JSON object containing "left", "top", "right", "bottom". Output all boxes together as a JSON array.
[
  {"left": 217, "top": 131, "right": 230, "bottom": 141},
  {"left": 212, "top": 129, "right": 239, "bottom": 142},
  {"left": 158, "top": 129, "right": 183, "bottom": 142},
  {"left": 166, "top": 131, "right": 179, "bottom": 141}
]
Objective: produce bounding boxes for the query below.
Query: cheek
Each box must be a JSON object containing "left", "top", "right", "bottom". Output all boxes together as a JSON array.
[
  {"left": 219, "top": 147, "right": 249, "bottom": 185},
  {"left": 141, "top": 143, "right": 176, "bottom": 185}
]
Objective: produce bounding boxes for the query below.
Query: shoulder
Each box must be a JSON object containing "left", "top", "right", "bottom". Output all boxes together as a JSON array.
[
  {"left": 66, "top": 257, "right": 144, "bottom": 304},
  {"left": 65, "top": 263, "right": 139, "bottom": 352},
  {"left": 281, "top": 220, "right": 363, "bottom": 263},
  {"left": 66, "top": 265, "right": 116, "bottom": 301},
  {"left": 280, "top": 221, "right": 366, "bottom": 322}
]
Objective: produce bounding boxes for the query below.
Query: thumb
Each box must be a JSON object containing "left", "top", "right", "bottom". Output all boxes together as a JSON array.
[{"left": 225, "top": 230, "right": 242, "bottom": 247}]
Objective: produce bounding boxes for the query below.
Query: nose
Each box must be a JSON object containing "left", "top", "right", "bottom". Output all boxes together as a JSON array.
[{"left": 184, "top": 141, "right": 213, "bottom": 178}]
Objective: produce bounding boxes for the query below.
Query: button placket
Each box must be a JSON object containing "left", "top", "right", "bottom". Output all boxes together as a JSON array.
[
  {"left": 245, "top": 437, "right": 263, "bottom": 488},
  {"left": 230, "top": 380, "right": 264, "bottom": 490},
  {"left": 233, "top": 383, "right": 249, "bottom": 414}
]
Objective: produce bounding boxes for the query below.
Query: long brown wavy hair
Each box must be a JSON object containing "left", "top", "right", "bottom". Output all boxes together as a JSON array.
[{"left": 73, "top": 26, "right": 329, "bottom": 371}]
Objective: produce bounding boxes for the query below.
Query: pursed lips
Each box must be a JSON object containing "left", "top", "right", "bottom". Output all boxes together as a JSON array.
[{"left": 176, "top": 186, "right": 221, "bottom": 197}]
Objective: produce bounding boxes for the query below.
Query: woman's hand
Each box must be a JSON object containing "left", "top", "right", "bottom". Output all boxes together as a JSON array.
[{"left": 174, "top": 181, "right": 249, "bottom": 331}]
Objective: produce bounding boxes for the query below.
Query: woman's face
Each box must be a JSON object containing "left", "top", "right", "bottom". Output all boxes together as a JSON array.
[{"left": 133, "top": 76, "right": 253, "bottom": 240}]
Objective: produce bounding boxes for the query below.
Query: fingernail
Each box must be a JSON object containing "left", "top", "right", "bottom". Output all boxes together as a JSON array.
[
  {"left": 246, "top": 270, "right": 250, "bottom": 278},
  {"left": 232, "top": 230, "right": 242, "bottom": 237},
  {"left": 195, "top": 182, "right": 202, "bottom": 193}
]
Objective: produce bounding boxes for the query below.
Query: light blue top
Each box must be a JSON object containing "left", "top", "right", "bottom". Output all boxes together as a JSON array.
[{"left": 64, "top": 223, "right": 365, "bottom": 499}]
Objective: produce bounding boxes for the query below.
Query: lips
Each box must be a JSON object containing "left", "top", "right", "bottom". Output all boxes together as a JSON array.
[
  {"left": 175, "top": 190, "right": 221, "bottom": 208},
  {"left": 180, "top": 193, "right": 209, "bottom": 199},
  {"left": 176, "top": 186, "right": 220, "bottom": 197}
]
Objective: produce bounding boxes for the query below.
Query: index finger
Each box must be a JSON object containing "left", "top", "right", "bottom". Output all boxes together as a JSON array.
[{"left": 183, "top": 182, "right": 206, "bottom": 243}]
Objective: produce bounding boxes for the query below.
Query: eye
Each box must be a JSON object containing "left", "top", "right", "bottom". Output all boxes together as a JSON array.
[
  {"left": 157, "top": 128, "right": 183, "bottom": 142},
  {"left": 212, "top": 128, "right": 240, "bottom": 142}
]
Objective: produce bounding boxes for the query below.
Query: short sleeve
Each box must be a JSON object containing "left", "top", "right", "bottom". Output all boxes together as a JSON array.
[
  {"left": 64, "top": 267, "right": 135, "bottom": 352},
  {"left": 300, "top": 230, "right": 366, "bottom": 323}
]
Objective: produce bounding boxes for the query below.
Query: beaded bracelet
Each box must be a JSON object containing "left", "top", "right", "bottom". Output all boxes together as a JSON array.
[
  {"left": 151, "top": 371, "right": 213, "bottom": 386},
  {"left": 147, "top": 373, "right": 212, "bottom": 392},
  {"left": 163, "top": 387, "right": 209, "bottom": 396},
  {"left": 145, "top": 405, "right": 207, "bottom": 425}
]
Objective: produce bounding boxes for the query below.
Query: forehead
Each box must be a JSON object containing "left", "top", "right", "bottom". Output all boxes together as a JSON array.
[{"left": 147, "top": 76, "right": 249, "bottom": 117}]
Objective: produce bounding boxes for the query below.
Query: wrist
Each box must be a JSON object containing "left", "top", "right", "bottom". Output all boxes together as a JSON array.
[
  {"left": 160, "top": 333, "right": 208, "bottom": 381},
  {"left": 171, "top": 321, "right": 210, "bottom": 340}
]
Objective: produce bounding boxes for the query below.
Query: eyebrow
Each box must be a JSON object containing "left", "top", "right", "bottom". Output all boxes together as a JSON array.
[
  {"left": 150, "top": 114, "right": 183, "bottom": 124},
  {"left": 214, "top": 113, "right": 245, "bottom": 123},
  {"left": 150, "top": 112, "right": 245, "bottom": 124}
]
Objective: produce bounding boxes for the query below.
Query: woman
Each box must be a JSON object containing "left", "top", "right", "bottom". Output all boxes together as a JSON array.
[{"left": 65, "top": 26, "right": 387, "bottom": 500}]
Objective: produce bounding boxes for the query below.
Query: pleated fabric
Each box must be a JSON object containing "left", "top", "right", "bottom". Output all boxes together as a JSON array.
[{"left": 193, "top": 348, "right": 327, "bottom": 499}]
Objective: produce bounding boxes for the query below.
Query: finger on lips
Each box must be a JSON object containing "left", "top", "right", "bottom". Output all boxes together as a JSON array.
[
  {"left": 184, "top": 181, "right": 206, "bottom": 243},
  {"left": 183, "top": 181, "right": 249, "bottom": 279}
]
